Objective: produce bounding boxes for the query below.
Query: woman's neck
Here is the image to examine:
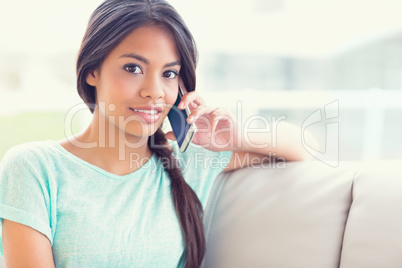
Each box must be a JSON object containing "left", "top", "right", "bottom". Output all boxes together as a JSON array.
[{"left": 61, "top": 109, "right": 154, "bottom": 176}]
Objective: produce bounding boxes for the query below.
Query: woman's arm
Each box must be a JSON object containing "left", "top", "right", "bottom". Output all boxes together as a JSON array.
[
  {"left": 2, "top": 220, "right": 55, "bottom": 268},
  {"left": 168, "top": 91, "right": 319, "bottom": 172},
  {"left": 222, "top": 121, "right": 319, "bottom": 172}
]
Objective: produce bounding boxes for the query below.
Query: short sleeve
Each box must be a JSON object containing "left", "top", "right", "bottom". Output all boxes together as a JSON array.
[
  {"left": 168, "top": 141, "right": 233, "bottom": 208},
  {"left": 0, "top": 144, "right": 53, "bottom": 257}
]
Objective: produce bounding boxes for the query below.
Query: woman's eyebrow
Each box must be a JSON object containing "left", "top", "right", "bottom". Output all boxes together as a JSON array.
[
  {"left": 164, "top": 61, "right": 181, "bottom": 68},
  {"left": 119, "top": 53, "right": 181, "bottom": 68}
]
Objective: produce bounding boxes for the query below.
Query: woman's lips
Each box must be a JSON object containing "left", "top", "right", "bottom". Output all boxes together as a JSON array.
[{"left": 129, "top": 107, "right": 162, "bottom": 123}]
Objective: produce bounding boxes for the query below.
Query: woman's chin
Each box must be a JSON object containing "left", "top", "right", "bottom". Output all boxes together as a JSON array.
[{"left": 120, "top": 123, "right": 161, "bottom": 139}]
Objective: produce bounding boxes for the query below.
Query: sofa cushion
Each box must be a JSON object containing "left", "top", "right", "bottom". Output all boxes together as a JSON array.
[{"left": 340, "top": 160, "right": 402, "bottom": 268}]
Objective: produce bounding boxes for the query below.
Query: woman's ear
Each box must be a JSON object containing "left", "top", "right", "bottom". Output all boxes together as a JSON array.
[{"left": 86, "top": 69, "right": 99, "bottom": 86}]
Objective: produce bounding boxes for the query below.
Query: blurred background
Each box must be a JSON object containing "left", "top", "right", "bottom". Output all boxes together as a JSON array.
[{"left": 1, "top": 0, "right": 402, "bottom": 162}]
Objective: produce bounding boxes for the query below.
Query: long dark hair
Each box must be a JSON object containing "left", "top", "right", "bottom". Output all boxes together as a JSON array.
[{"left": 76, "top": 0, "right": 204, "bottom": 267}]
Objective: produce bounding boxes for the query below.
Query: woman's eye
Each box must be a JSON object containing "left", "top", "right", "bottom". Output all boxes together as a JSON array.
[
  {"left": 124, "top": 65, "right": 142, "bottom": 74},
  {"left": 163, "top": 70, "right": 178, "bottom": 79}
]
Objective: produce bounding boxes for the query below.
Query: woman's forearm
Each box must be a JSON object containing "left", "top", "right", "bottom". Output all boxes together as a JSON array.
[{"left": 235, "top": 121, "right": 319, "bottom": 161}]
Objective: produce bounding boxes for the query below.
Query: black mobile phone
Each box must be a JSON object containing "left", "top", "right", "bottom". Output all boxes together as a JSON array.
[{"left": 167, "top": 85, "right": 197, "bottom": 152}]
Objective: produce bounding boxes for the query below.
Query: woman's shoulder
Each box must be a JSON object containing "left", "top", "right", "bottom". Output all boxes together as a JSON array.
[{"left": 1, "top": 140, "right": 58, "bottom": 168}]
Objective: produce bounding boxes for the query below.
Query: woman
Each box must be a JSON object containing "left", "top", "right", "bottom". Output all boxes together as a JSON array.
[{"left": 0, "top": 0, "right": 312, "bottom": 267}]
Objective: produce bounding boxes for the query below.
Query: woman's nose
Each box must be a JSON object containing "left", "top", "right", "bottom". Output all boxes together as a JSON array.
[{"left": 139, "top": 76, "right": 164, "bottom": 100}]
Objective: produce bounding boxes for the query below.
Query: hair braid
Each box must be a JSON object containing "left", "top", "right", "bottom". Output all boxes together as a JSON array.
[{"left": 148, "top": 128, "right": 206, "bottom": 268}]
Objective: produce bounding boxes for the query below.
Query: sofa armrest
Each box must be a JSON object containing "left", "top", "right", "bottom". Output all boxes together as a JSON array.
[{"left": 202, "top": 160, "right": 357, "bottom": 268}]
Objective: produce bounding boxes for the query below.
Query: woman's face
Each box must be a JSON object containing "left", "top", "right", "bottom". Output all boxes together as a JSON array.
[{"left": 87, "top": 25, "right": 181, "bottom": 140}]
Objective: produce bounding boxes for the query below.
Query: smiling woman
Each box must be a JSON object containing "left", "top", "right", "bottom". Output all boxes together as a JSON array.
[
  {"left": 0, "top": 0, "right": 311, "bottom": 267},
  {"left": 84, "top": 25, "right": 180, "bottom": 140}
]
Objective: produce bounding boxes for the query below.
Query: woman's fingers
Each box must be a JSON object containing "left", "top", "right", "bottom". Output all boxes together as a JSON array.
[
  {"left": 178, "top": 91, "right": 205, "bottom": 110},
  {"left": 187, "top": 104, "right": 216, "bottom": 124},
  {"left": 209, "top": 108, "right": 232, "bottom": 134},
  {"left": 210, "top": 108, "right": 224, "bottom": 133},
  {"left": 187, "top": 106, "right": 233, "bottom": 135},
  {"left": 179, "top": 91, "right": 234, "bottom": 137}
]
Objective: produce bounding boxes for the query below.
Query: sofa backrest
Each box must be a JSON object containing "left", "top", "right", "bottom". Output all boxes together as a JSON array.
[{"left": 202, "top": 160, "right": 402, "bottom": 268}]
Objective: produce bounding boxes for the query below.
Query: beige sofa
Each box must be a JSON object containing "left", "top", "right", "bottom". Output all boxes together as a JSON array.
[
  {"left": 1, "top": 159, "right": 401, "bottom": 268},
  {"left": 201, "top": 159, "right": 402, "bottom": 268}
]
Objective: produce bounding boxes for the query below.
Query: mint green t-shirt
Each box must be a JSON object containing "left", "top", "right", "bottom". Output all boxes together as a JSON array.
[{"left": 0, "top": 140, "right": 232, "bottom": 267}]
